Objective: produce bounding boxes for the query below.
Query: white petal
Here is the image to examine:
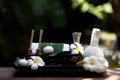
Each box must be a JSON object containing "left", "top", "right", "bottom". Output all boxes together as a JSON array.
[
  {"left": 37, "top": 58, "right": 45, "bottom": 66},
  {"left": 28, "top": 59, "right": 34, "bottom": 66},
  {"left": 33, "top": 56, "right": 45, "bottom": 66},
  {"left": 74, "top": 43, "right": 81, "bottom": 47},
  {"left": 94, "top": 64, "right": 105, "bottom": 73},
  {"left": 31, "top": 64, "right": 38, "bottom": 70},
  {"left": 98, "top": 57, "right": 105, "bottom": 62},
  {"left": 83, "top": 57, "right": 90, "bottom": 63},
  {"left": 98, "top": 57, "right": 109, "bottom": 68},
  {"left": 34, "top": 57, "right": 39, "bottom": 61},
  {"left": 90, "top": 56, "right": 98, "bottom": 64},
  {"left": 89, "top": 65, "right": 96, "bottom": 72},
  {"left": 103, "top": 60, "right": 109, "bottom": 68},
  {"left": 38, "top": 61, "right": 45, "bottom": 66},
  {"left": 36, "top": 56, "right": 43, "bottom": 61},
  {"left": 70, "top": 44, "right": 76, "bottom": 49},
  {"left": 71, "top": 50, "right": 79, "bottom": 54},
  {"left": 83, "top": 63, "right": 89, "bottom": 70},
  {"left": 31, "top": 56, "right": 37, "bottom": 60}
]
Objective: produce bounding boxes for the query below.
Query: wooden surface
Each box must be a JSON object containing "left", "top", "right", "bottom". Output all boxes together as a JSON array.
[{"left": 0, "top": 67, "right": 120, "bottom": 80}]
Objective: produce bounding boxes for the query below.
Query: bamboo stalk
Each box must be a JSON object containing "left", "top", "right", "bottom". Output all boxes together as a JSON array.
[
  {"left": 29, "top": 29, "right": 34, "bottom": 49},
  {"left": 38, "top": 29, "right": 44, "bottom": 50}
]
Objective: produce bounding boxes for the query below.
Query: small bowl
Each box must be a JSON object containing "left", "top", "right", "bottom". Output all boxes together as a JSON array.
[
  {"left": 42, "top": 53, "right": 59, "bottom": 65},
  {"left": 58, "top": 51, "right": 82, "bottom": 65}
]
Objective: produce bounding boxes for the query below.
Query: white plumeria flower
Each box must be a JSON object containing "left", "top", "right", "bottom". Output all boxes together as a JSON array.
[
  {"left": 70, "top": 42, "right": 81, "bottom": 50},
  {"left": 83, "top": 56, "right": 98, "bottom": 72},
  {"left": 83, "top": 56, "right": 109, "bottom": 73},
  {"left": 28, "top": 56, "right": 45, "bottom": 70},
  {"left": 70, "top": 42, "right": 84, "bottom": 54},
  {"left": 71, "top": 49, "right": 79, "bottom": 54},
  {"left": 98, "top": 57, "right": 109, "bottom": 68},
  {"left": 95, "top": 57, "right": 109, "bottom": 73}
]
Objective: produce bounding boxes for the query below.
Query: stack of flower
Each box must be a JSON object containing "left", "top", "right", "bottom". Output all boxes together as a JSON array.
[
  {"left": 70, "top": 42, "right": 84, "bottom": 55},
  {"left": 18, "top": 56, "right": 45, "bottom": 70},
  {"left": 82, "top": 56, "right": 109, "bottom": 73}
]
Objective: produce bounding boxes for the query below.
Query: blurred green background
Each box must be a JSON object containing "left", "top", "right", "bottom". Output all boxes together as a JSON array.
[{"left": 0, "top": 0, "right": 120, "bottom": 67}]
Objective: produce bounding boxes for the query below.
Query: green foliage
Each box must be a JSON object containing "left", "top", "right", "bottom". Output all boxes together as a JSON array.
[
  {"left": 106, "top": 56, "right": 120, "bottom": 68},
  {"left": 72, "top": 0, "right": 113, "bottom": 19}
]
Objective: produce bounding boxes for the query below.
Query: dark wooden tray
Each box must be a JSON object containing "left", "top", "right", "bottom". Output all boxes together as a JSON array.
[
  {"left": 13, "top": 52, "right": 108, "bottom": 77},
  {"left": 13, "top": 63, "right": 108, "bottom": 77}
]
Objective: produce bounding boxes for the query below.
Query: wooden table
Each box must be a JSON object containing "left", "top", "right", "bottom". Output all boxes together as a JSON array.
[{"left": 0, "top": 67, "right": 120, "bottom": 80}]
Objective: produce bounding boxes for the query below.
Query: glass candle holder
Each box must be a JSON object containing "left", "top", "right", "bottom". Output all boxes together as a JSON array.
[{"left": 72, "top": 32, "right": 82, "bottom": 43}]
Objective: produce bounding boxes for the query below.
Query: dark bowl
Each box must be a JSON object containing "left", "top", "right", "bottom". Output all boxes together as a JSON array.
[
  {"left": 58, "top": 51, "right": 83, "bottom": 65},
  {"left": 41, "top": 53, "right": 60, "bottom": 65}
]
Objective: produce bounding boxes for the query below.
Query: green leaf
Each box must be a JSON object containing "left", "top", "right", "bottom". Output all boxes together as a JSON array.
[
  {"left": 81, "top": 2, "right": 89, "bottom": 13},
  {"left": 103, "top": 2, "right": 113, "bottom": 13}
]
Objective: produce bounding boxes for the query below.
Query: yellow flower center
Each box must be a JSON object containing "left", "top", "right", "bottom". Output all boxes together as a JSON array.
[
  {"left": 75, "top": 47, "right": 80, "bottom": 51},
  {"left": 89, "top": 60, "right": 95, "bottom": 65},
  {"left": 99, "top": 61, "right": 103, "bottom": 65},
  {"left": 33, "top": 59, "right": 38, "bottom": 64}
]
